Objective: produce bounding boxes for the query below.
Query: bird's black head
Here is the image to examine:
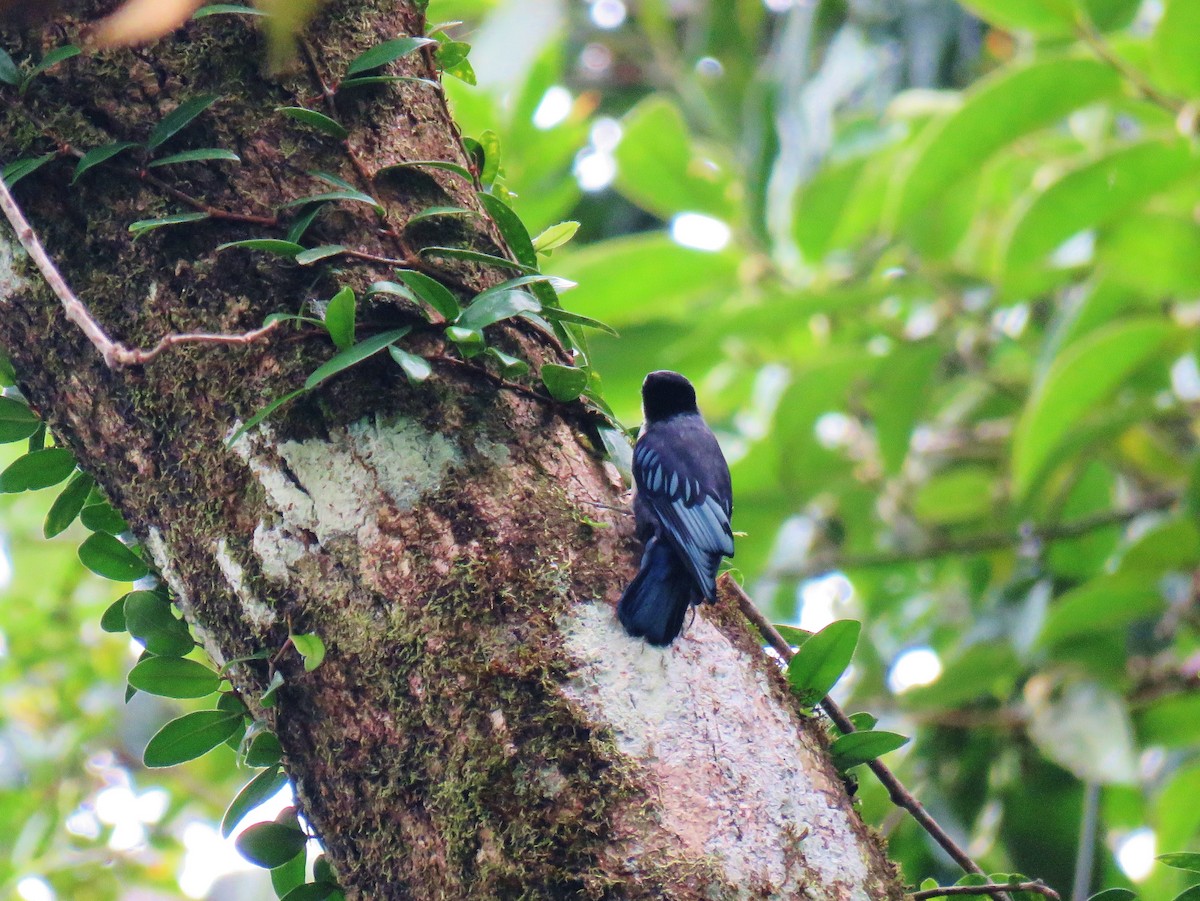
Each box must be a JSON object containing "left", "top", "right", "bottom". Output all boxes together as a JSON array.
[{"left": 642, "top": 370, "right": 699, "bottom": 423}]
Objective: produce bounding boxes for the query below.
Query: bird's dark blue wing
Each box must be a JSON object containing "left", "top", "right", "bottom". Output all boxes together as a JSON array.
[{"left": 633, "top": 415, "right": 733, "bottom": 600}]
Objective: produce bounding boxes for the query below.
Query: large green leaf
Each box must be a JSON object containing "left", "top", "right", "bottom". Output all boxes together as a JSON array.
[
  {"left": 1011, "top": 318, "right": 1173, "bottom": 500},
  {"left": 127, "top": 656, "right": 222, "bottom": 699},
  {"left": 829, "top": 730, "right": 909, "bottom": 770},
  {"left": 144, "top": 709, "right": 243, "bottom": 767},
  {"left": 1155, "top": 0, "right": 1200, "bottom": 97},
  {"left": 891, "top": 58, "right": 1121, "bottom": 230},
  {"left": 1001, "top": 141, "right": 1197, "bottom": 278},
  {"left": 786, "top": 620, "right": 860, "bottom": 704},
  {"left": 123, "top": 591, "right": 195, "bottom": 656},
  {"left": 0, "top": 448, "right": 77, "bottom": 492},
  {"left": 78, "top": 532, "right": 150, "bottom": 581},
  {"left": 236, "top": 821, "right": 308, "bottom": 868}
]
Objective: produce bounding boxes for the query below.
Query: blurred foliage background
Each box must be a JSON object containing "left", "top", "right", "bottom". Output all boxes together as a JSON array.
[{"left": 3, "top": 0, "right": 1200, "bottom": 898}]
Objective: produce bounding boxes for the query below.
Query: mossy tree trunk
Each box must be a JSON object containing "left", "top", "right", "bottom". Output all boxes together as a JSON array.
[{"left": 0, "top": 2, "right": 903, "bottom": 898}]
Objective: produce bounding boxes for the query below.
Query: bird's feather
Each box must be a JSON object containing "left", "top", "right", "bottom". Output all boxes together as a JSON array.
[{"left": 617, "top": 535, "right": 693, "bottom": 646}]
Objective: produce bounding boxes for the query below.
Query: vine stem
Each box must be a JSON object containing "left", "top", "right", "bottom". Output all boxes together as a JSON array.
[
  {"left": 0, "top": 177, "right": 280, "bottom": 368},
  {"left": 911, "top": 883, "right": 1060, "bottom": 901},
  {"left": 723, "top": 576, "right": 993, "bottom": 880}
]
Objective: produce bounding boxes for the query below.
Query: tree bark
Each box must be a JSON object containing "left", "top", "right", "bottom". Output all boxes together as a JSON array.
[{"left": 0, "top": 3, "right": 903, "bottom": 898}]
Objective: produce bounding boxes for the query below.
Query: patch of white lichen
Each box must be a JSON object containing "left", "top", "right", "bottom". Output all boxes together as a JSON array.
[
  {"left": 0, "top": 238, "right": 31, "bottom": 300},
  {"left": 214, "top": 537, "right": 277, "bottom": 631}
]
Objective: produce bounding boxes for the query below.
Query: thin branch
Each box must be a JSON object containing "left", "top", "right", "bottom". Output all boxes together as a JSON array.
[
  {"left": 1075, "top": 17, "right": 1183, "bottom": 115},
  {"left": 0, "top": 177, "right": 280, "bottom": 368},
  {"left": 725, "top": 576, "right": 989, "bottom": 880},
  {"left": 911, "top": 883, "right": 1060, "bottom": 901},
  {"left": 771, "top": 492, "right": 1177, "bottom": 580}
]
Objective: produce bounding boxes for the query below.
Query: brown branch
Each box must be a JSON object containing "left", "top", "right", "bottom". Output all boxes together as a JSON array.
[
  {"left": 772, "top": 492, "right": 1178, "bottom": 580},
  {"left": 911, "top": 883, "right": 1060, "bottom": 901},
  {"left": 724, "top": 576, "right": 990, "bottom": 880},
  {"left": 0, "top": 177, "right": 280, "bottom": 368}
]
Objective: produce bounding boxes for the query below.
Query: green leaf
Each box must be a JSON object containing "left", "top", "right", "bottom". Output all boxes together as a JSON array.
[
  {"left": 129, "top": 212, "right": 211, "bottom": 237},
  {"left": 260, "top": 670, "right": 285, "bottom": 708},
  {"left": 395, "top": 271, "right": 461, "bottom": 320},
  {"left": 273, "top": 849, "right": 307, "bottom": 897},
  {"left": 44, "top": 470, "right": 94, "bottom": 538},
  {"left": 323, "top": 287, "right": 356, "bottom": 350},
  {"left": 774, "top": 625, "right": 813, "bottom": 647},
  {"left": 0, "top": 396, "right": 41, "bottom": 443},
  {"left": 389, "top": 346, "right": 432, "bottom": 383},
  {"left": 847, "top": 712, "right": 877, "bottom": 731},
  {"left": 217, "top": 239, "right": 305, "bottom": 258},
  {"left": 420, "top": 246, "right": 535, "bottom": 273},
  {"left": 147, "top": 95, "right": 218, "bottom": 150},
  {"left": 278, "top": 107, "right": 349, "bottom": 139},
  {"left": 435, "top": 39, "right": 471, "bottom": 69},
  {"left": 148, "top": 148, "right": 240, "bottom": 168},
  {"left": 380, "top": 160, "right": 474, "bottom": 181},
  {"left": 291, "top": 632, "right": 326, "bottom": 672},
  {"left": 2, "top": 153, "right": 56, "bottom": 188},
  {"left": 367, "top": 280, "right": 418, "bottom": 302},
  {"left": 144, "top": 709, "right": 243, "bottom": 768},
  {"left": 286, "top": 205, "right": 324, "bottom": 244},
  {"left": 1038, "top": 577, "right": 1161, "bottom": 648},
  {"left": 305, "top": 328, "right": 412, "bottom": 390},
  {"left": 540, "top": 364, "right": 588, "bottom": 402},
  {"left": 445, "top": 326, "right": 485, "bottom": 356},
  {"left": 223, "top": 767, "right": 288, "bottom": 838},
  {"left": 871, "top": 342, "right": 941, "bottom": 474},
  {"left": 237, "top": 821, "right": 308, "bottom": 868},
  {"left": 1085, "top": 889, "right": 1136, "bottom": 901},
  {"left": 79, "top": 532, "right": 149, "bottom": 581},
  {"left": 478, "top": 130, "right": 500, "bottom": 186},
  {"left": 477, "top": 192, "right": 536, "bottom": 268},
  {"left": 123, "top": 591, "right": 195, "bottom": 655},
  {"left": 786, "top": 620, "right": 860, "bottom": 703},
  {"left": 1011, "top": 318, "right": 1173, "bottom": 500},
  {"left": 405, "top": 206, "right": 476, "bottom": 227},
  {"left": 1160, "top": 854, "right": 1200, "bottom": 874},
  {"left": 192, "top": 3, "right": 268, "bottom": 17},
  {"left": 891, "top": 58, "right": 1122, "bottom": 231},
  {"left": 912, "top": 466, "right": 995, "bottom": 525},
  {"left": 100, "top": 597, "right": 128, "bottom": 633},
  {"left": 80, "top": 501, "right": 128, "bottom": 534},
  {"left": 1002, "top": 141, "right": 1197, "bottom": 278},
  {"left": 0, "top": 447, "right": 77, "bottom": 493},
  {"left": 829, "top": 730, "right": 910, "bottom": 769},
  {"left": 538, "top": 306, "right": 617, "bottom": 337},
  {"left": 0, "top": 47, "right": 20, "bottom": 86},
  {"left": 532, "top": 221, "right": 579, "bottom": 254},
  {"left": 1155, "top": 0, "right": 1200, "bottom": 97},
  {"left": 345, "top": 36, "right": 436, "bottom": 76},
  {"left": 21, "top": 45, "right": 81, "bottom": 93},
  {"left": 244, "top": 730, "right": 283, "bottom": 767},
  {"left": 128, "top": 656, "right": 222, "bottom": 699},
  {"left": 295, "top": 245, "right": 347, "bottom": 266},
  {"left": 279, "top": 883, "right": 339, "bottom": 901},
  {"left": 457, "top": 290, "right": 540, "bottom": 332},
  {"left": 73, "top": 142, "right": 139, "bottom": 183},
  {"left": 281, "top": 190, "right": 382, "bottom": 212},
  {"left": 339, "top": 74, "right": 440, "bottom": 91},
  {"left": 484, "top": 347, "right": 528, "bottom": 378},
  {"left": 227, "top": 389, "right": 308, "bottom": 446}
]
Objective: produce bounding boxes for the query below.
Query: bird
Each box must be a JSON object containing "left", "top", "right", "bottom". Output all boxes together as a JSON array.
[{"left": 617, "top": 370, "right": 734, "bottom": 646}]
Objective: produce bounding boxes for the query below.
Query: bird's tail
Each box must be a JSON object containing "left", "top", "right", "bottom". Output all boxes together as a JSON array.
[{"left": 618, "top": 536, "right": 694, "bottom": 646}]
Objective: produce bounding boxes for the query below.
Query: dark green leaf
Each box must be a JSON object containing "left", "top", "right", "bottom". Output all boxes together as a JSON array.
[
  {"left": 0, "top": 448, "right": 77, "bottom": 493},
  {"left": 2, "top": 153, "right": 56, "bottom": 188},
  {"left": 280, "top": 883, "right": 339, "bottom": 901},
  {"left": 379, "top": 160, "right": 474, "bottom": 182},
  {"left": 281, "top": 190, "right": 381, "bottom": 212},
  {"left": 0, "top": 396, "right": 41, "bottom": 443},
  {"left": 78, "top": 532, "right": 149, "bottom": 581},
  {"left": 80, "top": 502, "right": 128, "bottom": 534},
  {"left": 192, "top": 3, "right": 268, "bottom": 17},
  {"left": 236, "top": 821, "right": 308, "bottom": 868},
  {"left": 445, "top": 326, "right": 484, "bottom": 356},
  {"left": 21, "top": 45, "right": 81, "bottom": 93},
  {"left": 484, "top": 347, "right": 528, "bottom": 378},
  {"left": 227, "top": 389, "right": 308, "bottom": 446},
  {"left": 129, "top": 212, "right": 211, "bottom": 237},
  {"left": 540, "top": 364, "right": 588, "bottom": 402},
  {"left": 1160, "top": 854, "right": 1200, "bottom": 874},
  {"left": 223, "top": 767, "right": 288, "bottom": 838},
  {"left": 273, "top": 848, "right": 307, "bottom": 896},
  {"left": 147, "top": 95, "right": 219, "bottom": 150},
  {"left": 395, "top": 271, "right": 460, "bottom": 320},
  {"left": 405, "top": 205, "right": 476, "bottom": 227},
  {"left": 829, "top": 730, "right": 909, "bottom": 769},
  {"left": 477, "top": 192, "right": 536, "bottom": 268},
  {"left": 26, "top": 422, "right": 45, "bottom": 452},
  {"left": 44, "top": 470, "right": 94, "bottom": 538},
  {"left": 1172, "top": 887, "right": 1200, "bottom": 901},
  {"left": 100, "top": 596, "right": 128, "bottom": 633},
  {"left": 128, "top": 656, "right": 221, "bottom": 699},
  {"left": 304, "top": 328, "right": 412, "bottom": 390},
  {"left": 323, "top": 287, "right": 356, "bottom": 350},
  {"left": 277, "top": 107, "right": 349, "bottom": 139},
  {"left": 345, "top": 36, "right": 436, "bottom": 76},
  {"left": 291, "top": 633, "right": 326, "bottom": 671},
  {"left": 217, "top": 239, "right": 305, "bottom": 258},
  {"left": 244, "top": 730, "right": 283, "bottom": 767},
  {"left": 148, "top": 148, "right": 240, "bottom": 168},
  {"left": 144, "top": 709, "right": 242, "bottom": 768},
  {"left": 389, "top": 346, "right": 432, "bottom": 383},
  {"left": 286, "top": 205, "right": 324, "bottom": 243},
  {"left": 457, "top": 290, "right": 540, "bottom": 332},
  {"left": 420, "top": 246, "right": 535, "bottom": 273},
  {"left": 295, "top": 245, "right": 347, "bottom": 266},
  {"left": 73, "top": 142, "right": 139, "bottom": 183},
  {"left": 786, "top": 620, "right": 860, "bottom": 703},
  {"left": 0, "top": 47, "right": 19, "bottom": 86},
  {"left": 338, "top": 75, "right": 440, "bottom": 91}
]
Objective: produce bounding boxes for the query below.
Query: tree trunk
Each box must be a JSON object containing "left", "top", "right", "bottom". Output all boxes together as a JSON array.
[{"left": 0, "top": 3, "right": 903, "bottom": 898}]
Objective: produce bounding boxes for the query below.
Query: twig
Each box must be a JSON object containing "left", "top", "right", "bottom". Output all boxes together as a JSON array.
[
  {"left": 724, "top": 576, "right": 989, "bottom": 880},
  {"left": 0, "top": 177, "right": 280, "bottom": 368},
  {"left": 771, "top": 492, "right": 1177, "bottom": 579},
  {"left": 1075, "top": 17, "right": 1183, "bottom": 115},
  {"left": 911, "top": 883, "right": 1060, "bottom": 901}
]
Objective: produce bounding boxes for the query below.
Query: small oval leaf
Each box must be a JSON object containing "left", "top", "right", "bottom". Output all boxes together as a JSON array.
[
  {"left": 236, "top": 821, "right": 308, "bottom": 868},
  {"left": 128, "top": 656, "right": 222, "bottom": 699},
  {"left": 123, "top": 591, "right": 195, "bottom": 656},
  {"left": 144, "top": 709, "right": 243, "bottom": 768},
  {"left": 0, "top": 447, "right": 77, "bottom": 493},
  {"left": 78, "top": 532, "right": 149, "bottom": 581}
]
